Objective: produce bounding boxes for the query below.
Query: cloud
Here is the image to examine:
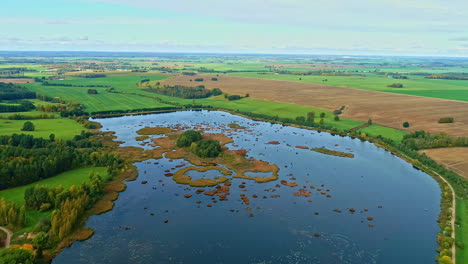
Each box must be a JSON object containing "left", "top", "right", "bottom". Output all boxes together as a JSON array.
[
  {"left": 78, "top": 0, "right": 468, "bottom": 27},
  {"left": 449, "top": 37, "right": 468, "bottom": 42}
]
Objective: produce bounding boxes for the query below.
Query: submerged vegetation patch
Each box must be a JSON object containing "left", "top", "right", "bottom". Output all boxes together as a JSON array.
[
  {"left": 173, "top": 166, "right": 232, "bottom": 187},
  {"left": 136, "top": 126, "right": 173, "bottom": 135},
  {"left": 311, "top": 147, "right": 355, "bottom": 158},
  {"left": 227, "top": 123, "right": 245, "bottom": 129}
]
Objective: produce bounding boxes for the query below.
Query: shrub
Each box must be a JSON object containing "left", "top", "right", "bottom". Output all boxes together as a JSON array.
[
  {"left": 403, "top": 122, "right": 410, "bottom": 128},
  {"left": 182, "top": 72, "right": 196, "bottom": 76},
  {"left": 295, "top": 116, "right": 305, "bottom": 122},
  {"left": 87, "top": 89, "right": 98, "bottom": 94},
  {"left": 333, "top": 109, "right": 342, "bottom": 115},
  {"left": 227, "top": 95, "right": 242, "bottom": 101},
  {"left": 190, "top": 140, "right": 222, "bottom": 158},
  {"left": 320, "top": 112, "right": 326, "bottom": 118},
  {"left": 0, "top": 248, "right": 34, "bottom": 264},
  {"left": 211, "top": 77, "right": 218, "bottom": 81},
  {"left": 438, "top": 117, "right": 454, "bottom": 123},
  {"left": 194, "top": 78, "right": 204, "bottom": 82},
  {"left": 176, "top": 130, "right": 202, "bottom": 147},
  {"left": 212, "top": 88, "right": 222, "bottom": 96},
  {"left": 21, "top": 121, "right": 35, "bottom": 131},
  {"left": 334, "top": 115, "right": 340, "bottom": 121},
  {"left": 387, "top": 83, "right": 404, "bottom": 88}
]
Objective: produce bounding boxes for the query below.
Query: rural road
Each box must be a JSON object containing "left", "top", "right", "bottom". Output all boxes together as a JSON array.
[
  {"left": 421, "top": 165, "right": 457, "bottom": 264},
  {"left": 0, "top": 226, "right": 12, "bottom": 249},
  {"left": 438, "top": 173, "right": 457, "bottom": 264}
]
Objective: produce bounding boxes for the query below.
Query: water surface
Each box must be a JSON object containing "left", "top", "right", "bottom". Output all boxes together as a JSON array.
[{"left": 53, "top": 110, "right": 440, "bottom": 264}]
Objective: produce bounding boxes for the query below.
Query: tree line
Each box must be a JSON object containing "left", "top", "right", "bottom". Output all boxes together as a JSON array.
[
  {"left": 0, "top": 83, "right": 36, "bottom": 100},
  {"left": 40, "top": 81, "right": 110, "bottom": 88},
  {"left": 0, "top": 132, "right": 122, "bottom": 190},
  {"left": 144, "top": 84, "right": 223, "bottom": 99},
  {"left": 0, "top": 100, "right": 35, "bottom": 113},
  {"left": 400, "top": 130, "right": 468, "bottom": 150}
]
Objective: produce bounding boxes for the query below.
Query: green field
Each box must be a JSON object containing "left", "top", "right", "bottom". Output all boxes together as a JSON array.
[
  {"left": 228, "top": 72, "right": 468, "bottom": 102},
  {"left": 456, "top": 198, "right": 468, "bottom": 264},
  {"left": 0, "top": 167, "right": 108, "bottom": 205},
  {"left": 23, "top": 76, "right": 173, "bottom": 113},
  {"left": 0, "top": 118, "right": 85, "bottom": 140},
  {"left": 359, "top": 124, "right": 408, "bottom": 142}
]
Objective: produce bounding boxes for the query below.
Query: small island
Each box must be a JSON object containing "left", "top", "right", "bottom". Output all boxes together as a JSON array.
[{"left": 311, "top": 147, "right": 355, "bottom": 158}]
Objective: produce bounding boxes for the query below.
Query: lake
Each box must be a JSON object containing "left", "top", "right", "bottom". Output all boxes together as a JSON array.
[{"left": 53, "top": 110, "right": 441, "bottom": 264}]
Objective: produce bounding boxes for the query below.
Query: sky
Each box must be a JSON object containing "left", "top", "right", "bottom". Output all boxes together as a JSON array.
[{"left": 1, "top": 0, "right": 468, "bottom": 56}]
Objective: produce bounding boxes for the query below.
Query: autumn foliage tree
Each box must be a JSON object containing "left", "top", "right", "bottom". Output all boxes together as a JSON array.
[{"left": 0, "top": 198, "right": 25, "bottom": 229}]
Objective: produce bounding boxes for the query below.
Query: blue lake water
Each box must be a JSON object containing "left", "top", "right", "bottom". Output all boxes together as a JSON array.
[{"left": 53, "top": 110, "right": 441, "bottom": 264}]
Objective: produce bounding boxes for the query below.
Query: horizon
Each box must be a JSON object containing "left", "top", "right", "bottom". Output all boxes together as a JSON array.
[{"left": 1, "top": 50, "right": 468, "bottom": 59}]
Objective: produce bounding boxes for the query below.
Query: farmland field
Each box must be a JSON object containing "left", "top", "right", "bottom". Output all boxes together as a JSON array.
[
  {"left": 228, "top": 72, "right": 468, "bottom": 102},
  {"left": 0, "top": 118, "right": 86, "bottom": 140},
  {"left": 23, "top": 76, "right": 174, "bottom": 113}
]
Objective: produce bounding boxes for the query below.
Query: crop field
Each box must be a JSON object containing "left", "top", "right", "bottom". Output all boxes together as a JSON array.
[
  {"left": 421, "top": 148, "right": 468, "bottom": 179},
  {"left": 0, "top": 78, "right": 35, "bottom": 84},
  {"left": 162, "top": 74, "right": 468, "bottom": 137},
  {"left": 228, "top": 72, "right": 468, "bottom": 102}
]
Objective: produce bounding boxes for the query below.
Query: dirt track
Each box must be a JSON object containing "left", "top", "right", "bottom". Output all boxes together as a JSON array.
[
  {"left": 0, "top": 226, "right": 12, "bottom": 249},
  {"left": 0, "top": 78, "right": 35, "bottom": 84},
  {"left": 162, "top": 74, "right": 468, "bottom": 137}
]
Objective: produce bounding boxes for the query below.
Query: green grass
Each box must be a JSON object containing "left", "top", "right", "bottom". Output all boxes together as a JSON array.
[
  {"left": 0, "top": 118, "right": 85, "bottom": 140},
  {"left": 359, "top": 124, "right": 408, "bottom": 143},
  {"left": 23, "top": 76, "right": 173, "bottom": 113},
  {"left": 0, "top": 167, "right": 108, "bottom": 205},
  {"left": 0, "top": 110, "right": 58, "bottom": 119},
  {"left": 228, "top": 72, "right": 468, "bottom": 102},
  {"left": 456, "top": 198, "right": 468, "bottom": 264}
]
